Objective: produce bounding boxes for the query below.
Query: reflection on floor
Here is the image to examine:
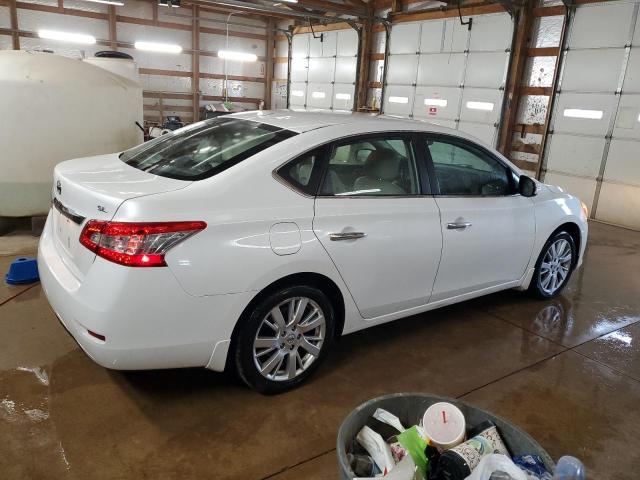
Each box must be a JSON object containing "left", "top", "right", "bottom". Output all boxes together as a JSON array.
[{"left": 0, "top": 221, "right": 639, "bottom": 479}]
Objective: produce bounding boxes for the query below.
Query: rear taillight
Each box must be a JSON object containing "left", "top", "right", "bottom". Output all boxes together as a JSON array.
[{"left": 80, "top": 220, "right": 206, "bottom": 267}]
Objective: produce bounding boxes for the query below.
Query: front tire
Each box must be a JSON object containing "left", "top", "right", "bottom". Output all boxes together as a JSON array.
[
  {"left": 529, "top": 231, "right": 576, "bottom": 299},
  {"left": 234, "top": 285, "right": 335, "bottom": 394}
]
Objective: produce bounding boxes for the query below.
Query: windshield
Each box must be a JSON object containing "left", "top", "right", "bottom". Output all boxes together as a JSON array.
[{"left": 121, "top": 117, "right": 297, "bottom": 181}]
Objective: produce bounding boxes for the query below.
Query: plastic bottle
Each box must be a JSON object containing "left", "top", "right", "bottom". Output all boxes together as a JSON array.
[{"left": 553, "top": 456, "right": 586, "bottom": 480}]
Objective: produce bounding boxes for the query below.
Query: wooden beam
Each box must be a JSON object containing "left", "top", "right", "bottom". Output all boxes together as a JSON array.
[
  {"left": 201, "top": 94, "right": 263, "bottom": 104},
  {"left": 391, "top": 0, "right": 403, "bottom": 13},
  {"left": 497, "top": 0, "right": 535, "bottom": 156},
  {"left": 192, "top": 4, "right": 200, "bottom": 122},
  {"left": 369, "top": 81, "right": 382, "bottom": 89},
  {"left": 199, "top": 25, "right": 266, "bottom": 40},
  {"left": 514, "top": 123, "right": 545, "bottom": 135},
  {"left": 144, "top": 91, "right": 193, "bottom": 100},
  {"left": 293, "top": 22, "right": 353, "bottom": 34},
  {"left": 140, "top": 68, "right": 193, "bottom": 78},
  {"left": 108, "top": 5, "right": 117, "bottom": 50},
  {"left": 370, "top": 53, "right": 385, "bottom": 61},
  {"left": 188, "top": 0, "right": 299, "bottom": 20},
  {"left": 510, "top": 158, "right": 539, "bottom": 171},
  {"left": 393, "top": 3, "right": 505, "bottom": 23},
  {"left": 527, "top": 47, "right": 559, "bottom": 57},
  {"left": 533, "top": 5, "right": 563, "bottom": 17},
  {"left": 146, "top": 104, "right": 194, "bottom": 112},
  {"left": 264, "top": 18, "right": 275, "bottom": 109},
  {"left": 8, "top": 0, "right": 19, "bottom": 50},
  {"left": 200, "top": 72, "right": 266, "bottom": 83},
  {"left": 511, "top": 142, "right": 541, "bottom": 155},
  {"left": 139, "top": 68, "right": 266, "bottom": 84},
  {"left": 520, "top": 86, "right": 552, "bottom": 96},
  {"left": 296, "top": 0, "right": 366, "bottom": 16},
  {"left": 357, "top": 17, "right": 373, "bottom": 110}
]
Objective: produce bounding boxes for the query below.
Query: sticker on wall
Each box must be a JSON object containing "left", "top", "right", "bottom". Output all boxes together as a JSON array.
[{"left": 428, "top": 107, "right": 437, "bottom": 116}]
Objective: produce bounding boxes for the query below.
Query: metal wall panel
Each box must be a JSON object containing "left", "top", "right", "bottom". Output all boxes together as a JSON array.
[
  {"left": 541, "top": 1, "right": 640, "bottom": 230},
  {"left": 18, "top": 9, "right": 109, "bottom": 39},
  {"left": 382, "top": 13, "right": 513, "bottom": 146}
]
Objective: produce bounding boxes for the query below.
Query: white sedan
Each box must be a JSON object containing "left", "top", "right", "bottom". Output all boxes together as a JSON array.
[{"left": 38, "top": 111, "right": 588, "bottom": 393}]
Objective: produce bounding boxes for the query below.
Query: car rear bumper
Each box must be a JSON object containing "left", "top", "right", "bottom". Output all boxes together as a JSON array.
[{"left": 38, "top": 212, "right": 253, "bottom": 371}]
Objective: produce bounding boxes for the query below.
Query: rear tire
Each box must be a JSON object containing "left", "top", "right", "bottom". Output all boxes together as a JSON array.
[
  {"left": 234, "top": 285, "right": 335, "bottom": 394},
  {"left": 528, "top": 231, "right": 576, "bottom": 299}
]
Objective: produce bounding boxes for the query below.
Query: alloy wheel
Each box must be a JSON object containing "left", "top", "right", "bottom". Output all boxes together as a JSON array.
[
  {"left": 252, "top": 297, "right": 326, "bottom": 382},
  {"left": 539, "top": 238, "right": 572, "bottom": 295}
]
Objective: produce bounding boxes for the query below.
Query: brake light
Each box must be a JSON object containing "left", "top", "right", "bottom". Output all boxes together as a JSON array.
[{"left": 79, "top": 220, "right": 206, "bottom": 267}]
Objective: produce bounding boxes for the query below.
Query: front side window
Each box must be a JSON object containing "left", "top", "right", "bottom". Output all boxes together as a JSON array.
[
  {"left": 121, "top": 118, "right": 296, "bottom": 181},
  {"left": 426, "top": 139, "right": 513, "bottom": 196},
  {"left": 320, "top": 137, "right": 420, "bottom": 196}
]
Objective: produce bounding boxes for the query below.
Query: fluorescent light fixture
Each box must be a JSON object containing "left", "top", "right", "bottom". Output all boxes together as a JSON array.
[
  {"left": 134, "top": 41, "right": 182, "bottom": 53},
  {"left": 466, "top": 101, "right": 494, "bottom": 111},
  {"left": 563, "top": 108, "right": 603, "bottom": 120},
  {"left": 424, "top": 98, "right": 447, "bottom": 107},
  {"left": 389, "top": 96, "right": 409, "bottom": 104},
  {"left": 311, "top": 91, "right": 326, "bottom": 99},
  {"left": 291, "top": 90, "right": 304, "bottom": 97},
  {"left": 38, "top": 29, "right": 96, "bottom": 44},
  {"left": 335, "top": 93, "right": 351, "bottom": 100},
  {"left": 218, "top": 50, "right": 257, "bottom": 62},
  {"left": 85, "top": 0, "right": 124, "bottom": 5}
]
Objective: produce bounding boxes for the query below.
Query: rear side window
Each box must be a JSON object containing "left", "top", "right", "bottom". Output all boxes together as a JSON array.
[
  {"left": 275, "top": 148, "right": 325, "bottom": 195},
  {"left": 121, "top": 118, "right": 296, "bottom": 181}
]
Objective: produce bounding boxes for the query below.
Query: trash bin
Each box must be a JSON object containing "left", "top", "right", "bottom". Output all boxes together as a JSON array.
[{"left": 336, "top": 393, "right": 554, "bottom": 479}]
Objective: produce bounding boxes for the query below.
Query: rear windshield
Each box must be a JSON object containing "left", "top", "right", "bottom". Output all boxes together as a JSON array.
[{"left": 121, "top": 117, "right": 297, "bottom": 181}]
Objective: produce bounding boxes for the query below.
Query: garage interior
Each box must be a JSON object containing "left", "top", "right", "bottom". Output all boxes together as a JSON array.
[{"left": 1, "top": 0, "right": 640, "bottom": 478}]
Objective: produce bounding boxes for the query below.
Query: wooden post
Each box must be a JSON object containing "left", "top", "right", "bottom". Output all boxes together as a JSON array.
[
  {"left": 9, "top": 0, "right": 19, "bottom": 50},
  {"left": 356, "top": 15, "right": 373, "bottom": 110},
  {"left": 192, "top": 5, "right": 200, "bottom": 122},
  {"left": 108, "top": 5, "right": 117, "bottom": 50},
  {"left": 264, "top": 18, "right": 275, "bottom": 109},
  {"left": 497, "top": 0, "right": 535, "bottom": 157}
]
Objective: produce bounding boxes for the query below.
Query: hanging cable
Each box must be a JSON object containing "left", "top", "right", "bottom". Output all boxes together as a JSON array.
[{"left": 458, "top": 0, "right": 473, "bottom": 30}]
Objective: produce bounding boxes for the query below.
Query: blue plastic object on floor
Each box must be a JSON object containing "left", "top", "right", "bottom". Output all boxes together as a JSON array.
[{"left": 5, "top": 257, "right": 39, "bottom": 285}]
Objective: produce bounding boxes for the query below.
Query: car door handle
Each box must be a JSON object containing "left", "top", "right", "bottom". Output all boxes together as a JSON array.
[
  {"left": 329, "top": 232, "right": 367, "bottom": 241},
  {"left": 447, "top": 222, "right": 472, "bottom": 230}
]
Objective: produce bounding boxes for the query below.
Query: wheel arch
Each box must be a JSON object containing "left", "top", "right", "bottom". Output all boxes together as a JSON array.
[
  {"left": 228, "top": 272, "right": 346, "bottom": 363},
  {"left": 549, "top": 221, "right": 581, "bottom": 267}
]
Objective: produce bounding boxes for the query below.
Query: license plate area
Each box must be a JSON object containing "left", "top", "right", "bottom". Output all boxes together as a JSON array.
[{"left": 53, "top": 206, "right": 81, "bottom": 257}]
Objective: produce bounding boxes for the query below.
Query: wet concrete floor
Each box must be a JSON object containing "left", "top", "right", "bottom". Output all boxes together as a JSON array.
[{"left": 0, "top": 221, "right": 639, "bottom": 479}]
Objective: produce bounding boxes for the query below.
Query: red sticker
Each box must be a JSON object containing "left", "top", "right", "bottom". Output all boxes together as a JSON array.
[{"left": 428, "top": 106, "right": 437, "bottom": 115}]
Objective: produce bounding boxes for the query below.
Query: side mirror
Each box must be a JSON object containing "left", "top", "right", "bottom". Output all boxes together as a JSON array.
[{"left": 518, "top": 175, "right": 537, "bottom": 197}]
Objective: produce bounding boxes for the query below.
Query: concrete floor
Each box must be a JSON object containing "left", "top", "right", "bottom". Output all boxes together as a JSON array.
[{"left": 1, "top": 221, "right": 639, "bottom": 479}]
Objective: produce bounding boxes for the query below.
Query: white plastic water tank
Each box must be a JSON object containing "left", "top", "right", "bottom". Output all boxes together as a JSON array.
[{"left": 0, "top": 50, "right": 144, "bottom": 217}]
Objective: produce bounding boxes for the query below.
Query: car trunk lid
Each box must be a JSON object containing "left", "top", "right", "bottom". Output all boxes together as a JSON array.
[{"left": 51, "top": 153, "right": 190, "bottom": 279}]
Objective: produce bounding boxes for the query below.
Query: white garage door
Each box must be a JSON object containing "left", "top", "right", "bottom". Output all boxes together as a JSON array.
[
  {"left": 542, "top": 1, "right": 640, "bottom": 230},
  {"left": 382, "top": 13, "right": 513, "bottom": 146},
  {"left": 289, "top": 29, "right": 359, "bottom": 111}
]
